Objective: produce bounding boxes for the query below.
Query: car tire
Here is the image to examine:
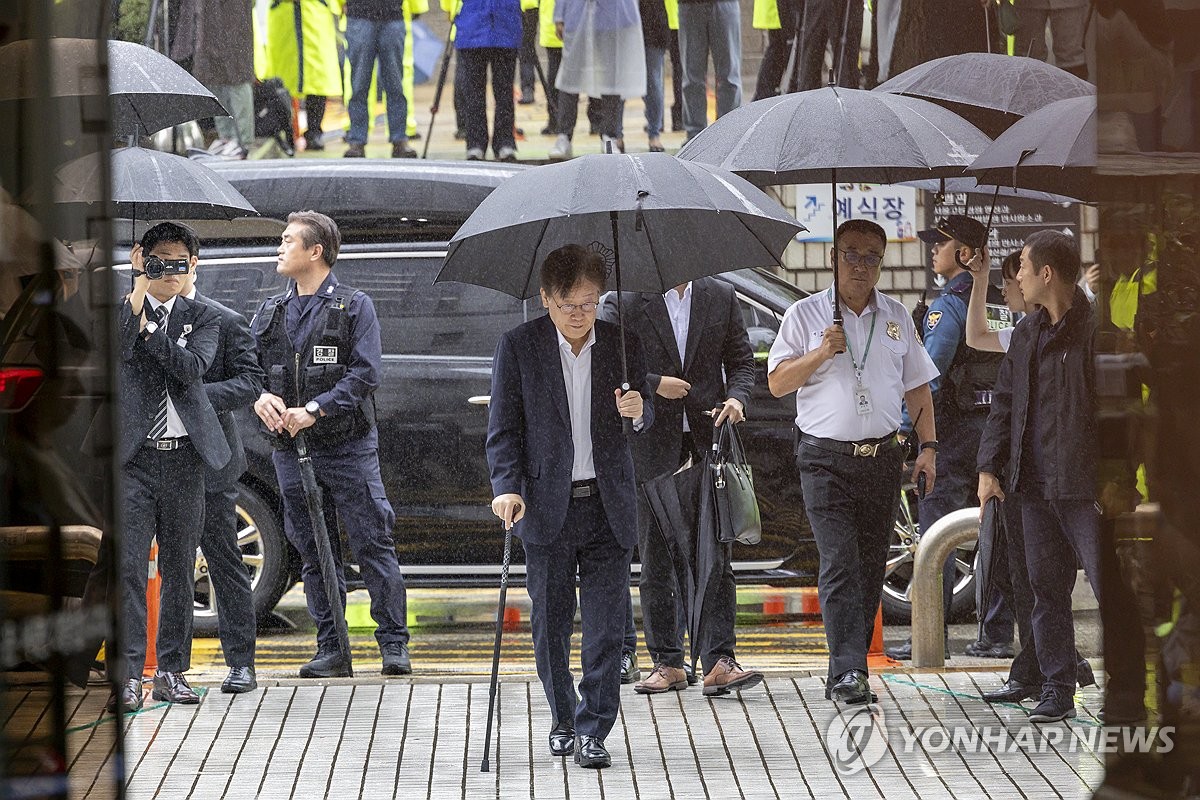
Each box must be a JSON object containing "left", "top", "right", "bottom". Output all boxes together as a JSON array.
[
  {"left": 192, "top": 483, "right": 292, "bottom": 635},
  {"left": 881, "top": 495, "right": 978, "bottom": 626}
]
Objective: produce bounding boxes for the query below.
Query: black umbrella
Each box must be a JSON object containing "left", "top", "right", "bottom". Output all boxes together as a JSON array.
[
  {"left": 966, "top": 96, "right": 1096, "bottom": 201},
  {"left": 436, "top": 152, "right": 805, "bottom": 382},
  {"left": 676, "top": 86, "right": 990, "bottom": 322},
  {"left": 975, "top": 497, "right": 1005, "bottom": 647},
  {"left": 0, "top": 38, "right": 227, "bottom": 138},
  {"left": 52, "top": 147, "right": 257, "bottom": 221},
  {"left": 875, "top": 53, "right": 1094, "bottom": 138},
  {"left": 207, "top": 158, "right": 524, "bottom": 228}
]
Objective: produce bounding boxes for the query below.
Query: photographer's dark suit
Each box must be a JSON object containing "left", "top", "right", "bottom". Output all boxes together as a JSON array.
[
  {"left": 487, "top": 315, "right": 654, "bottom": 740},
  {"left": 194, "top": 291, "right": 264, "bottom": 669},
  {"left": 601, "top": 278, "right": 755, "bottom": 672},
  {"left": 118, "top": 295, "right": 229, "bottom": 682}
]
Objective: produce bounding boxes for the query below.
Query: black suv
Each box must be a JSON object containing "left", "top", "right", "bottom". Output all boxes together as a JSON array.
[{"left": 165, "top": 160, "right": 972, "bottom": 631}]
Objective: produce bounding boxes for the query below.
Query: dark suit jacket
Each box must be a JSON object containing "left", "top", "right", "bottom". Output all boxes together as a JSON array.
[
  {"left": 600, "top": 278, "right": 755, "bottom": 483},
  {"left": 486, "top": 315, "right": 655, "bottom": 549},
  {"left": 117, "top": 295, "right": 231, "bottom": 471},
  {"left": 194, "top": 292, "right": 265, "bottom": 489}
]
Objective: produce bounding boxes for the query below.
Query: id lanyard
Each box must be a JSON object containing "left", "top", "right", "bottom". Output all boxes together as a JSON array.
[{"left": 843, "top": 311, "right": 877, "bottom": 388}]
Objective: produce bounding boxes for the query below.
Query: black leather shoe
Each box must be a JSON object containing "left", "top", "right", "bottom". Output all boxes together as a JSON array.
[
  {"left": 829, "top": 670, "right": 876, "bottom": 705},
  {"left": 548, "top": 724, "right": 575, "bottom": 757},
  {"left": 151, "top": 671, "right": 200, "bottom": 704},
  {"left": 620, "top": 650, "right": 641, "bottom": 684},
  {"left": 381, "top": 643, "right": 412, "bottom": 676},
  {"left": 683, "top": 662, "right": 698, "bottom": 686},
  {"left": 574, "top": 735, "right": 611, "bottom": 768},
  {"left": 1028, "top": 693, "right": 1076, "bottom": 723},
  {"left": 1077, "top": 658, "right": 1096, "bottom": 688},
  {"left": 885, "top": 633, "right": 950, "bottom": 661},
  {"left": 965, "top": 639, "right": 1015, "bottom": 659},
  {"left": 982, "top": 680, "right": 1039, "bottom": 704},
  {"left": 106, "top": 678, "right": 144, "bottom": 714},
  {"left": 221, "top": 666, "right": 257, "bottom": 694},
  {"left": 299, "top": 647, "right": 352, "bottom": 678}
]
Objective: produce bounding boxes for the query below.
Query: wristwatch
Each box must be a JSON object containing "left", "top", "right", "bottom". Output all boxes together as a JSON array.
[
  {"left": 141, "top": 320, "right": 159, "bottom": 341},
  {"left": 305, "top": 400, "right": 321, "bottom": 419},
  {"left": 919, "top": 440, "right": 940, "bottom": 453}
]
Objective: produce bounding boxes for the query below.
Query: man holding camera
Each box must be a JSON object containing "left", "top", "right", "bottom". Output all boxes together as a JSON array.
[
  {"left": 251, "top": 210, "right": 412, "bottom": 679},
  {"left": 110, "top": 222, "right": 230, "bottom": 713}
]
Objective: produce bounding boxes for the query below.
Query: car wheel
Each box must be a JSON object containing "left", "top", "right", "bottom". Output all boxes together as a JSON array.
[
  {"left": 881, "top": 490, "right": 978, "bottom": 625},
  {"left": 192, "top": 484, "right": 291, "bottom": 635}
]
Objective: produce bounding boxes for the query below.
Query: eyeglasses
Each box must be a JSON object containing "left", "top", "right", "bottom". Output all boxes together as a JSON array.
[
  {"left": 554, "top": 301, "right": 598, "bottom": 314},
  {"left": 838, "top": 249, "right": 884, "bottom": 269}
]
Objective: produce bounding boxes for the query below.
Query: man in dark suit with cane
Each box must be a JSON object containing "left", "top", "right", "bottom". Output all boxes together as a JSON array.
[
  {"left": 181, "top": 262, "right": 265, "bottom": 694},
  {"left": 487, "top": 243, "right": 653, "bottom": 769}
]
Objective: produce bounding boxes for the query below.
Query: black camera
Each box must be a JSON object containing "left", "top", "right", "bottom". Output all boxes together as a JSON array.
[{"left": 139, "top": 256, "right": 190, "bottom": 280}]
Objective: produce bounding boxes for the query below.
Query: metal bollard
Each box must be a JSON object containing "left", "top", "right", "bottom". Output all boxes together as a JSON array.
[{"left": 910, "top": 508, "right": 980, "bottom": 668}]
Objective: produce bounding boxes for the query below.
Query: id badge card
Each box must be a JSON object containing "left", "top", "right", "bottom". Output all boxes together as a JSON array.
[
  {"left": 176, "top": 335, "right": 189, "bottom": 348},
  {"left": 855, "top": 387, "right": 874, "bottom": 416}
]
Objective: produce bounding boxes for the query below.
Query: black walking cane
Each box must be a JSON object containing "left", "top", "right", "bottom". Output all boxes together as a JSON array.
[
  {"left": 480, "top": 519, "right": 515, "bottom": 772},
  {"left": 423, "top": 5, "right": 459, "bottom": 159},
  {"left": 294, "top": 431, "right": 354, "bottom": 676}
]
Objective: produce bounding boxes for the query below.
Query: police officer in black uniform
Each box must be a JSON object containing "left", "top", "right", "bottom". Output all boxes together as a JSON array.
[
  {"left": 887, "top": 215, "right": 1014, "bottom": 661},
  {"left": 251, "top": 210, "right": 412, "bottom": 678}
]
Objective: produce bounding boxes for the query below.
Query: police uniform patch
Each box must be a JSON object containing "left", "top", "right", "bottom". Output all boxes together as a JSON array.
[
  {"left": 886, "top": 321, "right": 901, "bottom": 340},
  {"left": 313, "top": 345, "right": 338, "bottom": 364},
  {"left": 926, "top": 311, "right": 943, "bottom": 330}
]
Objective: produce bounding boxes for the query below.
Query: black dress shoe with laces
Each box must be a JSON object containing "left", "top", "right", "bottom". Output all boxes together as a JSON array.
[
  {"left": 620, "top": 650, "right": 641, "bottom": 684},
  {"left": 221, "top": 666, "right": 257, "bottom": 694},
  {"left": 965, "top": 639, "right": 1015, "bottom": 659},
  {"left": 982, "top": 680, "right": 1039, "bottom": 704},
  {"left": 548, "top": 724, "right": 575, "bottom": 756},
  {"left": 299, "top": 646, "right": 352, "bottom": 678},
  {"left": 828, "top": 670, "right": 876, "bottom": 705},
  {"left": 152, "top": 671, "right": 200, "bottom": 704},
  {"left": 574, "top": 735, "right": 611, "bottom": 768},
  {"left": 381, "top": 643, "right": 412, "bottom": 676},
  {"left": 106, "top": 678, "right": 144, "bottom": 714}
]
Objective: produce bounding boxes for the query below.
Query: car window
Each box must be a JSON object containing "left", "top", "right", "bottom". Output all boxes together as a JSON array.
[
  {"left": 335, "top": 258, "right": 526, "bottom": 357},
  {"left": 195, "top": 260, "right": 286, "bottom": 320}
]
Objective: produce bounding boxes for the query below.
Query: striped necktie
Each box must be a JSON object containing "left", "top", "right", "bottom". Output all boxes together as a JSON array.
[{"left": 147, "top": 306, "right": 169, "bottom": 440}]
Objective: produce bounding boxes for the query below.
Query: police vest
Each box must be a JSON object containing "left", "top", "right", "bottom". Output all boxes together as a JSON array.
[
  {"left": 253, "top": 285, "right": 377, "bottom": 450},
  {"left": 939, "top": 282, "right": 1008, "bottom": 414}
]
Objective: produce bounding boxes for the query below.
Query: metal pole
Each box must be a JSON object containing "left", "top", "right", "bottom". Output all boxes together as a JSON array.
[
  {"left": 532, "top": 54, "right": 557, "bottom": 127},
  {"left": 480, "top": 526, "right": 514, "bottom": 773},
  {"left": 609, "top": 207, "right": 634, "bottom": 436},
  {"left": 831, "top": 167, "right": 843, "bottom": 327},
  {"left": 294, "top": 432, "right": 354, "bottom": 675},
  {"left": 422, "top": 8, "right": 458, "bottom": 159},
  {"left": 910, "top": 508, "right": 980, "bottom": 667},
  {"left": 834, "top": 0, "right": 854, "bottom": 87}
]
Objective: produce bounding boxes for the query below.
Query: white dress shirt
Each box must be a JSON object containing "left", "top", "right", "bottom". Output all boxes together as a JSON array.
[
  {"left": 144, "top": 293, "right": 188, "bottom": 438},
  {"left": 663, "top": 282, "right": 692, "bottom": 432},
  {"left": 767, "top": 287, "right": 938, "bottom": 441},
  {"left": 558, "top": 326, "right": 597, "bottom": 482}
]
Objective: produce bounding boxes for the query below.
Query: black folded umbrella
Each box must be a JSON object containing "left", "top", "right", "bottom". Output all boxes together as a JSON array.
[{"left": 976, "top": 497, "right": 1005, "bottom": 646}]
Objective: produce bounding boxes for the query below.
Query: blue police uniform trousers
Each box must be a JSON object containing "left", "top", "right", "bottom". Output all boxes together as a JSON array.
[
  {"left": 918, "top": 409, "right": 1014, "bottom": 644},
  {"left": 272, "top": 443, "right": 410, "bottom": 650},
  {"left": 523, "top": 493, "right": 633, "bottom": 740}
]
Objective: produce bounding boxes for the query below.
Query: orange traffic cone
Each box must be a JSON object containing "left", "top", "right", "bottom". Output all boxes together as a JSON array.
[
  {"left": 867, "top": 602, "right": 898, "bottom": 668},
  {"left": 143, "top": 539, "right": 160, "bottom": 678},
  {"left": 801, "top": 587, "right": 822, "bottom": 627}
]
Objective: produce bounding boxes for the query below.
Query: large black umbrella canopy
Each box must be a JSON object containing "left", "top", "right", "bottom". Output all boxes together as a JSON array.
[
  {"left": 0, "top": 38, "right": 226, "bottom": 138},
  {"left": 674, "top": 86, "right": 992, "bottom": 186},
  {"left": 53, "top": 147, "right": 257, "bottom": 220},
  {"left": 967, "top": 95, "right": 1096, "bottom": 201},
  {"left": 875, "top": 53, "right": 1094, "bottom": 138},
  {"left": 436, "top": 153, "right": 805, "bottom": 297}
]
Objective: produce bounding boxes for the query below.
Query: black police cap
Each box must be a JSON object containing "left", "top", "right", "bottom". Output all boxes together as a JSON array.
[{"left": 917, "top": 215, "right": 987, "bottom": 250}]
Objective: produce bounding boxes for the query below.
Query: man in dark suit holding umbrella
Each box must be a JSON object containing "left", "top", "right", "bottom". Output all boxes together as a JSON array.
[
  {"left": 181, "top": 260, "right": 264, "bottom": 694},
  {"left": 487, "top": 243, "right": 653, "bottom": 769},
  {"left": 600, "top": 277, "right": 762, "bottom": 697},
  {"left": 109, "top": 222, "right": 231, "bottom": 713}
]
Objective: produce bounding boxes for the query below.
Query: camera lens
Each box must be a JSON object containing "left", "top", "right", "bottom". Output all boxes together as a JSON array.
[{"left": 143, "top": 256, "right": 166, "bottom": 280}]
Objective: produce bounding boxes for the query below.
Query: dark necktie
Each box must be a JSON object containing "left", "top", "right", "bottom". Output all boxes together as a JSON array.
[{"left": 147, "top": 306, "right": 169, "bottom": 440}]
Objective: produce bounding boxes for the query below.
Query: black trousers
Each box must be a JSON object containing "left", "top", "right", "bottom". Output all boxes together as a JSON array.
[
  {"left": 120, "top": 442, "right": 205, "bottom": 679},
  {"left": 517, "top": 7, "right": 538, "bottom": 96},
  {"left": 797, "top": 440, "right": 903, "bottom": 680},
  {"left": 201, "top": 480, "right": 256, "bottom": 668},
  {"left": 1002, "top": 495, "right": 1088, "bottom": 687},
  {"left": 752, "top": 0, "right": 803, "bottom": 100},
  {"left": 669, "top": 30, "right": 683, "bottom": 130},
  {"left": 558, "top": 93, "right": 623, "bottom": 141},
  {"left": 456, "top": 47, "right": 518, "bottom": 155},
  {"left": 795, "top": 0, "right": 864, "bottom": 90},
  {"left": 523, "top": 494, "right": 632, "bottom": 739}
]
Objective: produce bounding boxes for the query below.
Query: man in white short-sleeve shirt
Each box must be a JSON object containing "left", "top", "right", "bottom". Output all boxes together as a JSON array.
[{"left": 767, "top": 218, "right": 939, "bottom": 705}]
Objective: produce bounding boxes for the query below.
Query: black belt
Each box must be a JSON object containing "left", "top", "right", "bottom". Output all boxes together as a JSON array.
[
  {"left": 145, "top": 436, "right": 190, "bottom": 451},
  {"left": 798, "top": 431, "right": 900, "bottom": 458},
  {"left": 571, "top": 479, "right": 599, "bottom": 498}
]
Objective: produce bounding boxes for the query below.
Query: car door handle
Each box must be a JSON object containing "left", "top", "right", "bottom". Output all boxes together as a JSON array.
[{"left": 468, "top": 395, "right": 491, "bottom": 406}]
